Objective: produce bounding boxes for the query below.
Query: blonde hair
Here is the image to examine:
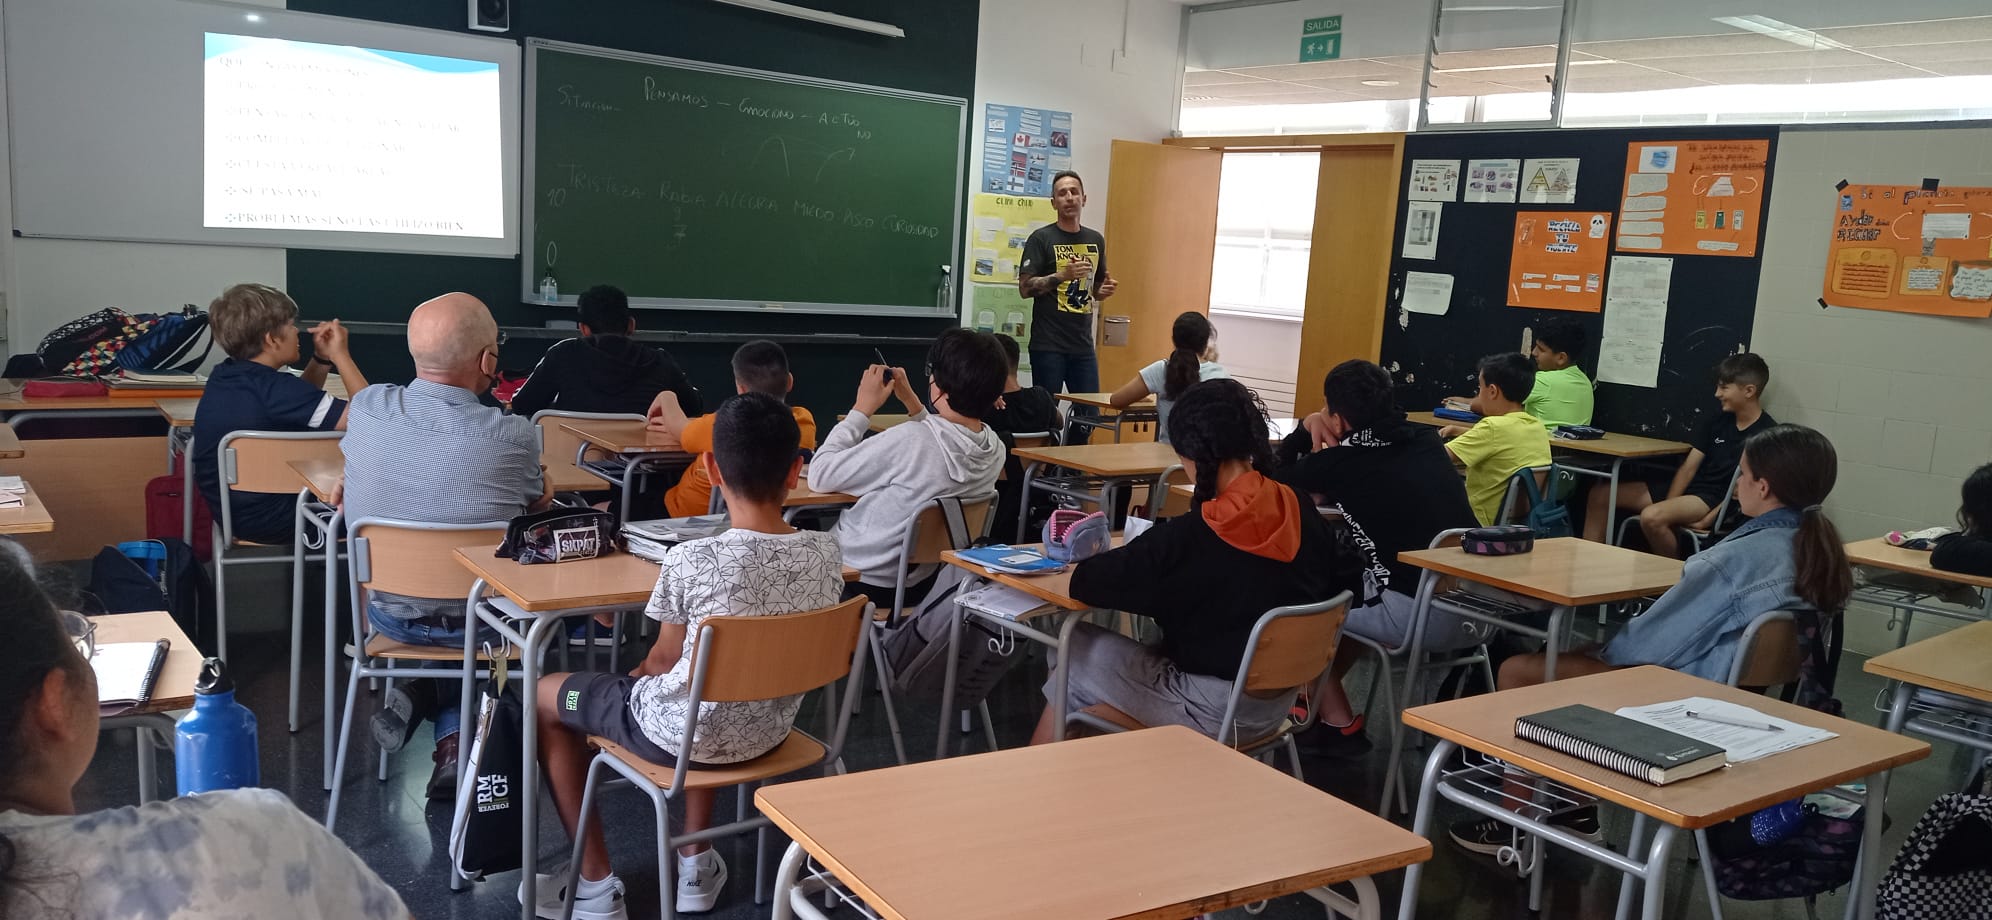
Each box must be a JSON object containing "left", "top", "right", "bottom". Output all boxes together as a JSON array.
[{"left": 209, "top": 283, "right": 298, "bottom": 360}]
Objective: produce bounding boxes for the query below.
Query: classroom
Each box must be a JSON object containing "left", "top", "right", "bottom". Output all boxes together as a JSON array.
[{"left": 3, "top": 0, "right": 1992, "bottom": 918}]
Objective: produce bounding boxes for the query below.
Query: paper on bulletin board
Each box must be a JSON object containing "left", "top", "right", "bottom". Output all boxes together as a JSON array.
[
  {"left": 1403, "top": 271, "right": 1455, "bottom": 315},
  {"left": 1823, "top": 183, "right": 1992, "bottom": 318},
  {"left": 1617, "top": 138, "right": 1769, "bottom": 257},
  {"left": 1521, "top": 157, "right": 1580, "bottom": 204},
  {"left": 980, "top": 104, "right": 1072, "bottom": 197},
  {"left": 1598, "top": 256, "right": 1673, "bottom": 388},
  {"left": 1508, "top": 210, "right": 1611, "bottom": 312},
  {"left": 969, "top": 193, "right": 1056, "bottom": 284},
  {"left": 1466, "top": 158, "right": 1520, "bottom": 203},
  {"left": 1403, "top": 201, "right": 1443, "bottom": 260},
  {"left": 1409, "top": 159, "right": 1461, "bottom": 201}
]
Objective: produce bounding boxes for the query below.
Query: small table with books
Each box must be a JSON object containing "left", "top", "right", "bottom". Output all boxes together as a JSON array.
[
  {"left": 1396, "top": 666, "right": 1928, "bottom": 920},
  {"left": 91, "top": 611, "right": 202, "bottom": 803}
]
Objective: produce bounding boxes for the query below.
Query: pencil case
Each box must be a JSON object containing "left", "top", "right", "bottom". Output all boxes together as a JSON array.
[
  {"left": 1433, "top": 406, "right": 1481, "bottom": 424},
  {"left": 1043, "top": 510, "right": 1111, "bottom": 563},
  {"left": 1554, "top": 425, "right": 1605, "bottom": 440},
  {"left": 1462, "top": 525, "right": 1534, "bottom": 556}
]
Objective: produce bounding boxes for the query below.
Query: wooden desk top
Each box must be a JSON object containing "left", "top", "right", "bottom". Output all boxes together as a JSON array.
[
  {"left": 0, "top": 381, "right": 155, "bottom": 413},
  {"left": 288, "top": 458, "right": 342, "bottom": 504},
  {"left": 546, "top": 465, "right": 608, "bottom": 493},
  {"left": 1405, "top": 411, "right": 1691, "bottom": 459},
  {"left": 1012, "top": 440, "right": 1179, "bottom": 477},
  {"left": 867, "top": 413, "right": 914, "bottom": 433},
  {"left": 1846, "top": 537, "right": 1992, "bottom": 590},
  {"left": 559, "top": 419, "right": 690, "bottom": 455},
  {"left": 0, "top": 423, "right": 23, "bottom": 459},
  {"left": 786, "top": 477, "right": 856, "bottom": 508},
  {"left": 1403, "top": 666, "right": 1929, "bottom": 829},
  {"left": 1056, "top": 391, "right": 1156, "bottom": 412},
  {"left": 941, "top": 542, "right": 1090, "bottom": 612},
  {"left": 1398, "top": 537, "right": 1683, "bottom": 606},
  {"left": 94, "top": 611, "right": 201, "bottom": 714},
  {"left": 454, "top": 545, "right": 662, "bottom": 612},
  {"left": 0, "top": 484, "right": 56, "bottom": 534},
  {"left": 1865, "top": 620, "right": 1992, "bottom": 704},
  {"left": 755, "top": 725, "right": 1431, "bottom": 920},
  {"left": 154, "top": 398, "right": 200, "bottom": 427}
]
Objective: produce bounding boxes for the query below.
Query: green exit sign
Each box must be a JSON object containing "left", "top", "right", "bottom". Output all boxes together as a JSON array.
[
  {"left": 1300, "top": 33, "right": 1342, "bottom": 62},
  {"left": 1303, "top": 15, "right": 1342, "bottom": 35}
]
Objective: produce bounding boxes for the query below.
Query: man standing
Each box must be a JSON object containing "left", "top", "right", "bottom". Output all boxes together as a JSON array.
[{"left": 1018, "top": 171, "right": 1118, "bottom": 403}]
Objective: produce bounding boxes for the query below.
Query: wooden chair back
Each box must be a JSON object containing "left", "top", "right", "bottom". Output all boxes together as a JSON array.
[
  {"left": 534, "top": 411, "right": 642, "bottom": 484},
  {"left": 692, "top": 597, "right": 868, "bottom": 703},
  {"left": 1242, "top": 591, "right": 1353, "bottom": 693},
  {"left": 907, "top": 495, "right": 994, "bottom": 565},
  {"left": 1734, "top": 616, "right": 1804, "bottom": 690},
  {"left": 220, "top": 432, "right": 344, "bottom": 494},
  {"left": 350, "top": 520, "right": 507, "bottom": 600}
]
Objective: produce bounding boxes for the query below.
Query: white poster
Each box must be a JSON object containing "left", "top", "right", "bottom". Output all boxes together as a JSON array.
[
  {"left": 1408, "top": 159, "right": 1461, "bottom": 201},
  {"left": 1402, "top": 271, "right": 1454, "bottom": 315},
  {"left": 1402, "top": 201, "right": 1443, "bottom": 260},
  {"left": 1465, "top": 158, "right": 1520, "bottom": 203},
  {"left": 1521, "top": 157, "right": 1580, "bottom": 205},
  {"left": 1597, "top": 255, "right": 1672, "bottom": 388}
]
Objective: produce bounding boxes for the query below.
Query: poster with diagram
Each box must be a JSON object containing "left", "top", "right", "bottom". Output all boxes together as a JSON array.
[
  {"left": 1617, "top": 138, "right": 1770, "bottom": 257},
  {"left": 966, "top": 193, "right": 1056, "bottom": 361},
  {"left": 1508, "top": 210, "right": 1612, "bottom": 312},
  {"left": 1823, "top": 183, "right": 1992, "bottom": 318},
  {"left": 980, "top": 104, "right": 1072, "bottom": 197},
  {"left": 1521, "top": 157, "right": 1579, "bottom": 204}
]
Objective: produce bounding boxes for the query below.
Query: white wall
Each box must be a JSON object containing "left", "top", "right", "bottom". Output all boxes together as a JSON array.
[
  {"left": 963, "top": 0, "right": 1186, "bottom": 343},
  {"left": 1751, "top": 123, "right": 1992, "bottom": 655}
]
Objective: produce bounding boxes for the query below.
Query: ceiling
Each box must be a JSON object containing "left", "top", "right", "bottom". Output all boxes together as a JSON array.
[{"left": 1182, "top": 14, "right": 1992, "bottom": 107}]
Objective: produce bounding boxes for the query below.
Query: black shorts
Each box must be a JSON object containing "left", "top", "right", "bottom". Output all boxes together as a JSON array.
[{"left": 555, "top": 672, "right": 679, "bottom": 767}]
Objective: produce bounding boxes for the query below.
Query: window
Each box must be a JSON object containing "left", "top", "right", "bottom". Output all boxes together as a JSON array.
[{"left": 1210, "top": 152, "right": 1318, "bottom": 320}]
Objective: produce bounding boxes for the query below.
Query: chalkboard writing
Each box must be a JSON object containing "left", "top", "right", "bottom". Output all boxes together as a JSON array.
[{"left": 526, "top": 42, "right": 966, "bottom": 315}]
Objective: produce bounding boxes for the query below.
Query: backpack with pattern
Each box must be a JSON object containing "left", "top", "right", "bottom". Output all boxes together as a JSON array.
[
  {"left": 1878, "top": 789, "right": 1992, "bottom": 919},
  {"left": 40, "top": 307, "right": 164, "bottom": 376},
  {"left": 116, "top": 306, "right": 212, "bottom": 372}
]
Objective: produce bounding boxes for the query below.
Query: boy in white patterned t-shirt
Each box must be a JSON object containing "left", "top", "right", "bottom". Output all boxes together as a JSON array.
[{"left": 529, "top": 392, "right": 843, "bottom": 920}]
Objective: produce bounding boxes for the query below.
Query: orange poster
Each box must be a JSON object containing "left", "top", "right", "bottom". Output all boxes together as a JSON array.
[
  {"left": 1508, "top": 211, "right": 1611, "bottom": 313},
  {"left": 1617, "top": 138, "right": 1770, "bottom": 257},
  {"left": 1823, "top": 183, "right": 1992, "bottom": 318}
]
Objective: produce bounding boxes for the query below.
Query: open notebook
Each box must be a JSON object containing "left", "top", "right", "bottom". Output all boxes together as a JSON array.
[{"left": 92, "top": 640, "right": 171, "bottom": 716}]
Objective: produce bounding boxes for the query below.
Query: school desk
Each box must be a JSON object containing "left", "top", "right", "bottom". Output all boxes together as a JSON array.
[
  {"left": 1055, "top": 391, "right": 1157, "bottom": 443},
  {"left": 1011, "top": 440, "right": 1179, "bottom": 541},
  {"left": 92, "top": 611, "right": 201, "bottom": 803},
  {"left": 0, "top": 422, "right": 24, "bottom": 459},
  {"left": 759, "top": 724, "right": 1430, "bottom": 920},
  {"left": 153, "top": 376, "right": 349, "bottom": 543},
  {"left": 866, "top": 413, "right": 913, "bottom": 432},
  {"left": 286, "top": 458, "right": 350, "bottom": 783},
  {"left": 1865, "top": 620, "right": 1992, "bottom": 834},
  {"left": 1397, "top": 666, "right": 1926, "bottom": 920},
  {"left": 1845, "top": 537, "right": 1992, "bottom": 651},
  {"left": 559, "top": 418, "right": 696, "bottom": 524},
  {"left": 0, "top": 481, "right": 56, "bottom": 534},
  {"left": 0, "top": 381, "right": 162, "bottom": 559}
]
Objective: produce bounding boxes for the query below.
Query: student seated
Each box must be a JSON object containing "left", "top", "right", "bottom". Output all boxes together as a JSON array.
[
  {"left": 0, "top": 543, "right": 407, "bottom": 919},
  {"left": 654, "top": 340, "right": 816, "bottom": 518},
  {"left": 1451, "top": 424, "right": 1850, "bottom": 855},
  {"left": 193, "top": 283, "right": 370, "bottom": 546},
  {"left": 1583, "top": 353, "right": 1776, "bottom": 555},
  {"left": 983, "top": 332, "right": 1061, "bottom": 530},
  {"left": 1437, "top": 353, "right": 1552, "bottom": 527},
  {"left": 1031, "top": 378, "right": 1351, "bottom": 745},
  {"left": 508, "top": 284, "right": 702, "bottom": 419},
  {"left": 528, "top": 393, "right": 843, "bottom": 919},
  {"left": 1275, "top": 360, "right": 1482, "bottom": 755},
  {"left": 1932, "top": 462, "right": 1992, "bottom": 577},
  {"left": 809, "top": 328, "right": 1006, "bottom": 608},
  {"left": 1108, "top": 311, "right": 1228, "bottom": 445},
  {"left": 1524, "top": 317, "right": 1594, "bottom": 431},
  {"left": 339, "top": 292, "right": 552, "bottom": 798}
]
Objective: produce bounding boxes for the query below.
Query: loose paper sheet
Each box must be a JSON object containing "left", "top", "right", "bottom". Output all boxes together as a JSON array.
[
  {"left": 1465, "top": 158, "right": 1520, "bottom": 203},
  {"left": 1521, "top": 157, "right": 1580, "bottom": 204},
  {"left": 1403, "top": 271, "right": 1455, "bottom": 315},
  {"left": 1409, "top": 159, "right": 1461, "bottom": 201},
  {"left": 1402, "top": 201, "right": 1443, "bottom": 260},
  {"left": 1616, "top": 696, "right": 1837, "bottom": 764},
  {"left": 1597, "top": 255, "right": 1672, "bottom": 388}
]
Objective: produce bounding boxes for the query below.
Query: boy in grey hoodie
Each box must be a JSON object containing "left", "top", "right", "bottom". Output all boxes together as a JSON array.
[{"left": 810, "top": 328, "right": 1009, "bottom": 606}]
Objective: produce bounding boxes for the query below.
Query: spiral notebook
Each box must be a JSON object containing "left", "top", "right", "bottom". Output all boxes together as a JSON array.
[
  {"left": 92, "top": 640, "right": 171, "bottom": 716},
  {"left": 1514, "top": 704, "right": 1727, "bottom": 786}
]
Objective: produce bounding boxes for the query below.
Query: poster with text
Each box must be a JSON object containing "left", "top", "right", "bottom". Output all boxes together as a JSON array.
[
  {"left": 1520, "top": 157, "right": 1579, "bottom": 204},
  {"left": 1598, "top": 256, "right": 1673, "bottom": 388},
  {"left": 980, "top": 104, "right": 1072, "bottom": 197},
  {"left": 1508, "top": 211, "right": 1611, "bottom": 312},
  {"left": 1617, "top": 138, "right": 1769, "bottom": 257},
  {"left": 1823, "top": 183, "right": 1992, "bottom": 318},
  {"left": 1466, "top": 158, "right": 1520, "bottom": 203},
  {"left": 1409, "top": 159, "right": 1461, "bottom": 201},
  {"left": 969, "top": 193, "right": 1056, "bottom": 285}
]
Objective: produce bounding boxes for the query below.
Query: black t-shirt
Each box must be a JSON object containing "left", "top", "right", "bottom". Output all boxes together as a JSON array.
[
  {"left": 1688, "top": 410, "right": 1777, "bottom": 500},
  {"left": 192, "top": 358, "right": 347, "bottom": 545},
  {"left": 1019, "top": 223, "right": 1107, "bottom": 355}
]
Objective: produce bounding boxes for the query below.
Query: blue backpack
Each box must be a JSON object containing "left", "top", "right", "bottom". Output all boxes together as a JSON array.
[
  {"left": 1517, "top": 467, "right": 1573, "bottom": 538},
  {"left": 115, "top": 306, "right": 212, "bottom": 373}
]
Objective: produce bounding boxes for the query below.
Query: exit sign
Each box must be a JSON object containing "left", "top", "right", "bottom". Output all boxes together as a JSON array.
[
  {"left": 1300, "top": 33, "right": 1342, "bottom": 62},
  {"left": 1304, "top": 16, "right": 1342, "bottom": 34}
]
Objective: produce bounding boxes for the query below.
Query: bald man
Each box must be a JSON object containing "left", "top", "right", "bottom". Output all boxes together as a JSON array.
[{"left": 341, "top": 292, "right": 552, "bottom": 798}]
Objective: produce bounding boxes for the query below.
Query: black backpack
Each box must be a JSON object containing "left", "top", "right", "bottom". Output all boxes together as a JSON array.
[{"left": 90, "top": 539, "right": 216, "bottom": 655}]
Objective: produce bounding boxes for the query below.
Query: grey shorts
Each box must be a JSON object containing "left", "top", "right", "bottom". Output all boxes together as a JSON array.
[
  {"left": 1343, "top": 588, "right": 1487, "bottom": 652},
  {"left": 555, "top": 672, "right": 680, "bottom": 767},
  {"left": 1047, "top": 623, "right": 1293, "bottom": 741}
]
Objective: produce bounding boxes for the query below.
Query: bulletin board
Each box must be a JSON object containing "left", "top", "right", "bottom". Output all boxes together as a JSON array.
[
  {"left": 1822, "top": 183, "right": 1992, "bottom": 318},
  {"left": 1379, "top": 127, "right": 1778, "bottom": 441},
  {"left": 1618, "top": 138, "right": 1770, "bottom": 257}
]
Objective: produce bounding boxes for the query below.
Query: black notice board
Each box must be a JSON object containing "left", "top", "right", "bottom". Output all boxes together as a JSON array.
[{"left": 1378, "top": 127, "right": 1779, "bottom": 442}]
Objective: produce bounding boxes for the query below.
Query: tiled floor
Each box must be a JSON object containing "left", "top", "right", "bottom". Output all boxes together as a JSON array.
[{"left": 74, "top": 564, "right": 1975, "bottom": 919}]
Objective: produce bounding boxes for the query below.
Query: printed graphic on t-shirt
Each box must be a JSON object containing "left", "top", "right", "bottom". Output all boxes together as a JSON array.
[{"left": 1051, "top": 242, "right": 1100, "bottom": 314}]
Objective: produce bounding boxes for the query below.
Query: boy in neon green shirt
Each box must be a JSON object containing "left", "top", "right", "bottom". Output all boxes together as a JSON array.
[
  {"left": 1525, "top": 318, "right": 1594, "bottom": 431},
  {"left": 1440, "top": 353, "right": 1553, "bottom": 525}
]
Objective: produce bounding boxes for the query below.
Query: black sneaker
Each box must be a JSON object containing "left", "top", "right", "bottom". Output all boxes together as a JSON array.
[
  {"left": 1295, "top": 714, "right": 1373, "bottom": 759},
  {"left": 1450, "top": 815, "right": 1516, "bottom": 856},
  {"left": 1546, "top": 804, "right": 1603, "bottom": 844}
]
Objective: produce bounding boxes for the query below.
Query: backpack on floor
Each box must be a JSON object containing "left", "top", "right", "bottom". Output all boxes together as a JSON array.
[
  {"left": 1878, "top": 788, "right": 1992, "bottom": 919},
  {"left": 451, "top": 671, "right": 524, "bottom": 880},
  {"left": 146, "top": 455, "right": 213, "bottom": 562},
  {"left": 88, "top": 538, "right": 216, "bottom": 654}
]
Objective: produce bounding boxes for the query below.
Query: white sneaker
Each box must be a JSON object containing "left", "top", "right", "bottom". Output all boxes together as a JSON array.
[
  {"left": 675, "top": 849, "right": 728, "bottom": 914},
  {"left": 519, "top": 869, "right": 627, "bottom": 920}
]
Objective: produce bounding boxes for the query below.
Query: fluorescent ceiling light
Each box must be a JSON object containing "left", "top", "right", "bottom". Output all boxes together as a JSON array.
[
  {"left": 1712, "top": 14, "right": 1853, "bottom": 51},
  {"left": 707, "top": 0, "right": 904, "bottom": 38},
  {"left": 1361, "top": 79, "right": 1401, "bottom": 86},
  {"left": 1436, "top": 58, "right": 1616, "bottom": 73},
  {"left": 1442, "top": 5, "right": 1560, "bottom": 11}
]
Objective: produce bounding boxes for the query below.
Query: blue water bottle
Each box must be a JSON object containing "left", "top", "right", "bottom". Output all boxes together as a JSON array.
[{"left": 175, "top": 657, "right": 259, "bottom": 794}]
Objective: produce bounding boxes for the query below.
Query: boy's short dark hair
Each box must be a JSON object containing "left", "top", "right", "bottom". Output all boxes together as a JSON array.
[
  {"left": 1477, "top": 352, "right": 1536, "bottom": 404},
  {"left": 1321, "top": 359, "right": 1397, "bottom": 432},
  {"left": 209, "top": 283, "right": 299, "bottom": 360},
  {"left": 928, "top": 328, "right": 1008, "bottom": 417},
  {"left": 731, "top": 340, "right": 790, "bottom": 398},
  {"left": 1716, "top": 353, "right": 1771, "bottom": 393},
  {"left": 993, "top": 333, "right": 1022, "bottom": 373},
  {"left": 711, "top": 391, "right": 800, "bottom": 504},
  {"left": 1535, "top": 318, "right": 1587, "bottom": 359},
  {"left": 576, "top": 285, "right": 632, "bottom": 335}
]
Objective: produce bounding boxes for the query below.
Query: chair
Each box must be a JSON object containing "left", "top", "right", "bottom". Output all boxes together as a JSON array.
[
  {"left": 532, "top": 410, "right": 645, "bottom": 505},
  {"left": 1148, "top": 462, "right": 1194, "bottom": 520},
  {"left": 557, "top": 596, "right": 871, "bottom": 920},
  {"left": 1615, "top": 464, "right": 1745, "bottom": 557},
  {"left": 1495, "top": 464, "right": 1560, "bottom": 527},
  {"left": 325, "top": 517, "right": 513, "bottom": 837},
  {"left": 863, "top": 493, "right": 997, "bottom": 765},
  {"left": 1066, "top": 590, "right": 1354, "bottom": 780}
]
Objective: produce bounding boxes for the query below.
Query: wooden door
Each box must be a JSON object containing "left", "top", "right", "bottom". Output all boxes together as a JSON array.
[
  {"left": 1098, "top": 140, "right": 1222, "bottom": 416},
  {"left": 1292, "top": 143, "right": 1403, "bottom": 413}
]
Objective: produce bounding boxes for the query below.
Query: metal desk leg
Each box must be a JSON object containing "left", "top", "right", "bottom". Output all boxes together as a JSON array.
[
  {"left": 1849, "top": 686, "right": 1912, "bottom": 920},
  {"left": 1638, "top": 825, "right": 1680, "bottom": 920},
  {"left": 289, "top": 493, "right": 307, "bottom": 732},
  {"left": 135, "top": 723, "right": 158, "bottom": 804},
  {"left": 1396, "top": 739, "right": 1455, "bottom": 920},
  {"left": 1615, "top": 814, "right": 1652, "bottom": 920},
  {"left": 935, "top": 597, "right": 967, "bottom": 760},
  {"left": 516, "top": 613, "right": 563, "bottom": 919},
  {"left": 322, "top": 508, "right": 342, "bottom": 789},
  {"left": 1017, "top": 460, "right": 1043, "bottom": 542},
  {"left": 1543, "top": 606, "right": 1569, "bottom": 681},
  {"left": 1604, "top": 457, "right": 1625, "bottom": 548},
  {"left": 1049, "top": 613, "right": 1085, "bottom": 742},
  {"left": 181, "top": 434, "right": 197, "bottom": 545}
]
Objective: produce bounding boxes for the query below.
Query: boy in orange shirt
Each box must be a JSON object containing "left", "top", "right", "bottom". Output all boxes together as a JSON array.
[{"left": 651, "top": 340, "right": 817, "bottom": 516}]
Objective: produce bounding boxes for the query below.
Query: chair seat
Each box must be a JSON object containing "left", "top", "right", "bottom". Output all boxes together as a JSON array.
[
  {"left": 364, "top": 633, "right": 522, "bottom": 661},
  {"left": 1072, "top": 703, "right": 1299, "bottom": 754},
  {"left": 588, "top": 731, "right": 827, "bottom": 791}
]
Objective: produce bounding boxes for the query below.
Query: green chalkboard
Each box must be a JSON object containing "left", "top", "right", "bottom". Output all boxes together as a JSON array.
[{"left": 525, "top": 41, "right": 966, "bottom": 316}]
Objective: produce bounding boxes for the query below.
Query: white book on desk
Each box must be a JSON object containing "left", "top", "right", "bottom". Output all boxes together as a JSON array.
[
  {"left": 93, "top": 639, "right": 170, "bottom": 716},
  {"left": 957, "top": 582, "right": 1054, "bottom": 621}
]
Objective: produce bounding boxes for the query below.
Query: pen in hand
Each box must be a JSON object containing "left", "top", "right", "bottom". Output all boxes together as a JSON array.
[
  {"left": 1685, "top": 710, "right": 1783, "bottom": 732},
  {"left": 874, "top": 348, "right": 893, "bottom": 383}
]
